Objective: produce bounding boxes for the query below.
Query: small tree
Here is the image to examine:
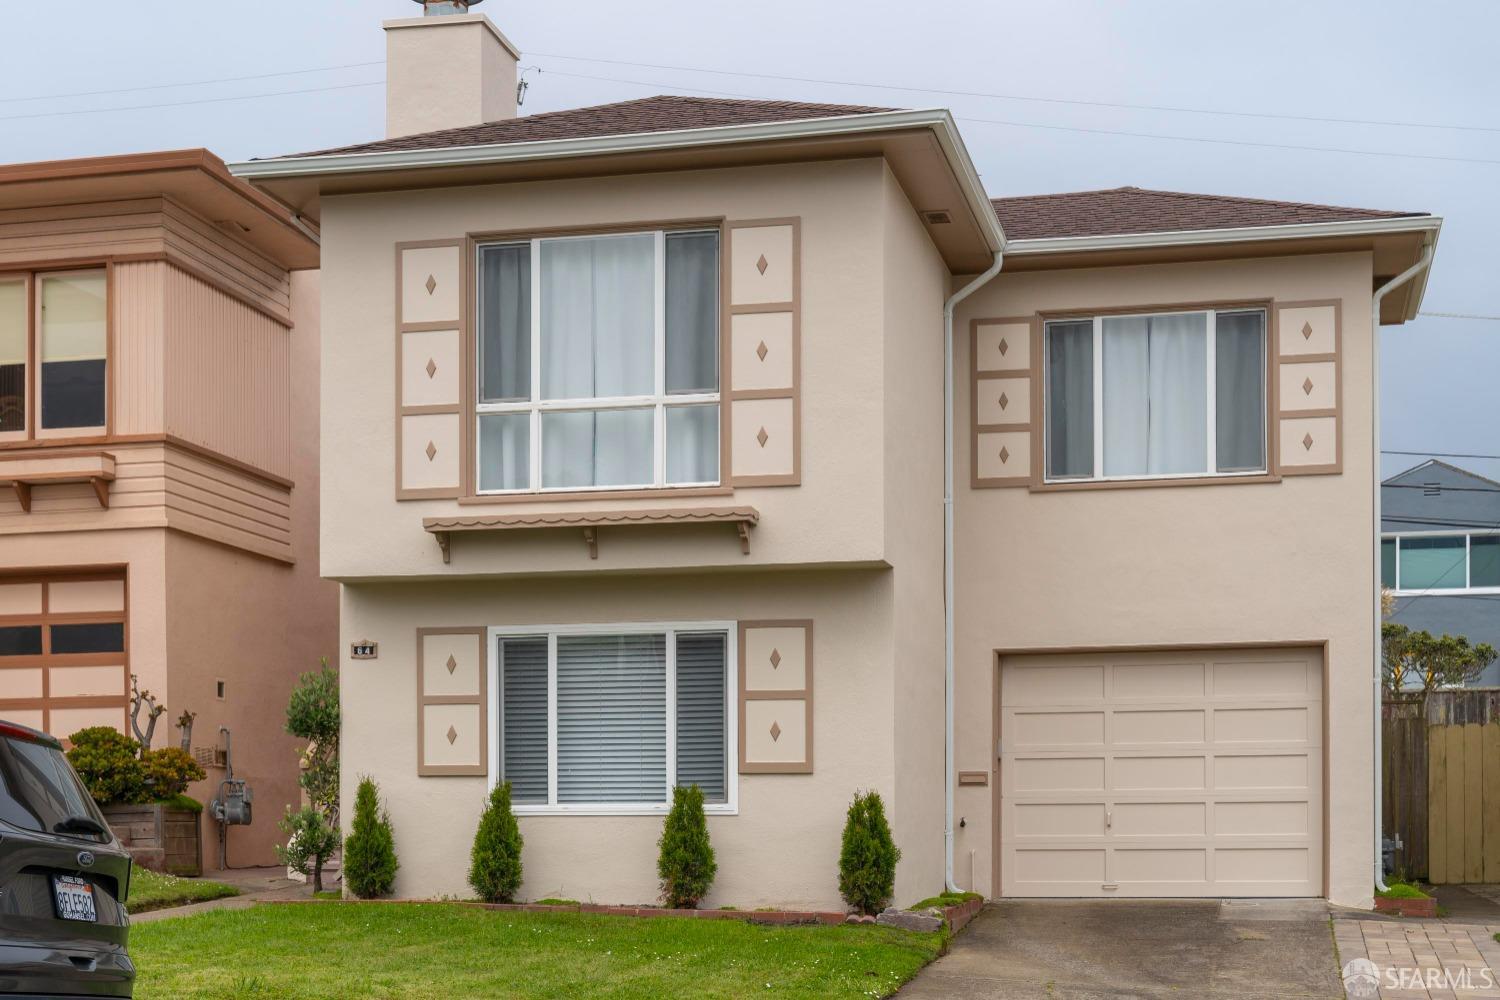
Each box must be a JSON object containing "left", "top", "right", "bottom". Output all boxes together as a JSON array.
[
  {"left": 658, "top": 784, "right": 717, "bottom": 908},
  {"left": 142, "top": 746, "right": 206, "bottom": 799},
  {"left": 66, "top": 727, "right": 148, "bottom": 805},
  {"left": 286, "top": 659, "right": 340, "bottom": 825},
  {"left": 1383, "top": 622, "right": 1498, "bottom": 695},
  {"left": 277, "top": 805, "right": 341, "bottom": 894},
  {"left": 469, "top": 782, "right": 523, "bottom": 903},
  {"left": 838, "top": 790, "right": 901, "bottom": 915},
  {"left": 344, "top": 776, "right": 399, "bottom": 898},
  {"left": 128, "top": 674, "right": 166, "bottom": 753}
]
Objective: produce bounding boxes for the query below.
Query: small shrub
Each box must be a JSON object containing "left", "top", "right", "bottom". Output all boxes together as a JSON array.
[
  {"left": 276, "top": 805, "right": 341, "bottom": 894},
  {"left": 343, "top": 776, "right": 399, "bottom": 898},
  {"left": 838, "top": 790, "right": 902, "bottom": 915},
  {"left": 142, "top": 746, "right": 205, "bottom": 798},
  {"left": 658, "top": 784, "right": 717, "bottom": 908},
  {"left": 469, "top": 782, "right": 523, "bottom": 903},
  {"left": 66, "top": 727, "right": 147, "bottom": 805}
]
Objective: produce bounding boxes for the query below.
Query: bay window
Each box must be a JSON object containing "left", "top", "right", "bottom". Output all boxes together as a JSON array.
[
  {"left": 0, "top": 270, "right": 108, "bottom": 440},
  {"left": 1383, "top": 533, "right": 1500, "bottom": 593},
  {"left": 475, "top": 229, "right": 720, "bottom": 494},
  {"left": 493, "top": 623, "right": 736, "bottom": 813},
  {"left": 1044, "top": 308, "right": 1267, "bottom": 482}
]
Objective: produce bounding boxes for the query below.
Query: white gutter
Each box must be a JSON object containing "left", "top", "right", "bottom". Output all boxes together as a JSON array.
[
  {"left": 942, "top": 250, "right": 1005, "bottom": 894},
  {"left": 1371, "top": 235, "right": 1436, "bottom": 894},
  {"left": 229, "top": 107, "right": 1005, "bottom": 255}
]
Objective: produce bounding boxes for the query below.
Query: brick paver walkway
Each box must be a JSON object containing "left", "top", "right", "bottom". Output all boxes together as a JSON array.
[{"left": 1334, "top": 918, "right": 1500, "bottom": 999}]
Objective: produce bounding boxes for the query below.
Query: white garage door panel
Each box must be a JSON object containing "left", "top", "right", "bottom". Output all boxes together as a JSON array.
[{"left": 1000, "top": 647, "right": 1322, "bottom": 898}]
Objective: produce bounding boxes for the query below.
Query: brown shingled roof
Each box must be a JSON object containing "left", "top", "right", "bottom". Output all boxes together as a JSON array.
[
  {"left": 991, "top": 186, "right": 1425, "bottom": 241},
  {"left": 284, "top": 95, "right": 897, "bottom": 158}
]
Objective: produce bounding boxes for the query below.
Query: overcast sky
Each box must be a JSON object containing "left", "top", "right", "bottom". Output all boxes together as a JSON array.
[{"left": 2, "top": 1, "right": 1494, "bottom": 483}]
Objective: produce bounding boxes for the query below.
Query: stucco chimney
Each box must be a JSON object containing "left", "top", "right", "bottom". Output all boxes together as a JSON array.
[{"left": 384, "top": 0, "right": 520, "bottom": 139}]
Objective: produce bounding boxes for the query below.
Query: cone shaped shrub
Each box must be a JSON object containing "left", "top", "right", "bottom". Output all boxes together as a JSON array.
[
  {"left": 838, "top": 790, "right": 901, "bottom": 915},
  {"left": 469, "top": 781, "right": 524, "bottom": 903},
  {"left": 343, "top": 776, "right": 398, "bottom": 898},
  {"left": 658, "top": 784, "right": 717, "bottom": 908}
]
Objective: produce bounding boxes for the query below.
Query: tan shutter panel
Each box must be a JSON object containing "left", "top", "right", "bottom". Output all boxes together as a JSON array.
[
  {"left": 416, "top": 627, "right": 486, "bottom": 776},
  {"left": 727, "top": 219, "right": 800, "bottom": 486},
  {"left": 970, "top": 317, "right": 1037, "bottom": 487},
  {"left": 1274, "top": 300, "right": 1342, "bottom": 476},
  {"left": 738, "top": 620, "right": 812, "bottom": 773},
  {"left": 397, "top": 241, "right": 464, "bottom": 499}
]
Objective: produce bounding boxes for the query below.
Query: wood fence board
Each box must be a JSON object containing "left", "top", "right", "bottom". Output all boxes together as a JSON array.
[
  {"left": 1429, "top": 724, "right": 1448, "bottom": 884},
  {"left": 1447, "top": 725, "right": 1465, "bottom": 883},
  {"left": 1465, "top": 724, "right": 1485, "bottom": 883},
  {"left": 1485, "top": 723, "right": 1500, "bottom": 882}
]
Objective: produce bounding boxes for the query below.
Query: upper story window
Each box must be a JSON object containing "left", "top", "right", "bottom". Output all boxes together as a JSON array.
[
  {"left": 0, "top": 270, "right": 108, "bottom": 441},
  {"left": 1383, "top": 533, "right": 1500, "bottom": 593},
  {"left": 1043, "top": 308, "right": 1267, "bottom": 483},
  {"left": 474, "top": 230, "right": 720, "bottom": 494}
]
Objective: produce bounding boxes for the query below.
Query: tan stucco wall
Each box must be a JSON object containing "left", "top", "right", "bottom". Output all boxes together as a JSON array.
[
  {"left": 339, "top": 570, "right": 908, "bottom": 909},
  {"left": 950, "top": 251, "right": 1377, "bottom": 908},
  {"left": 318, "top": 159, "right": 894, "bottom": 581}
]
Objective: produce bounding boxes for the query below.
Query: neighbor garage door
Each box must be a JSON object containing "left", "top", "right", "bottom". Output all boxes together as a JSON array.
[{"left": 998, "top": 647, "right": 1322, "bottom": 898}]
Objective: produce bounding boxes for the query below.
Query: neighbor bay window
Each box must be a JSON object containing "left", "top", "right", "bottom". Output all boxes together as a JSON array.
[
  {"left": 1044, "top": 308, "right": 1267, "bottom": 482},
  {"left": 475, "top": 230, "right": 720, "bottom": 494},
  {"left": 1383, "top": 533, "right": 1500, "bottom": 593},
  {"left": 494, "top": 623, "right": 736, "bottom": 813}
]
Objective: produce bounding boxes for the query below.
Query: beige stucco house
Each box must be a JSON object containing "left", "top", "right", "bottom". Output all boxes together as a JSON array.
[
  {"left": 234, "top": 3, "right": 1440, "bottom": 909},
  {"left": 0, "top": 150, "right": 336, "bottom": 865}
]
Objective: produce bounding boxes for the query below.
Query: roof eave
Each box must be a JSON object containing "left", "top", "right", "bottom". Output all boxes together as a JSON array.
[{"left": 228, "top": 108, "right": 1005, "bottom": 254}]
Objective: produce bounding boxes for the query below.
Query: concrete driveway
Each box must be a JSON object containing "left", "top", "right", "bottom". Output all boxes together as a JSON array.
[{"left": 900, "top": 899, "right": 1343, "bottom": 999}]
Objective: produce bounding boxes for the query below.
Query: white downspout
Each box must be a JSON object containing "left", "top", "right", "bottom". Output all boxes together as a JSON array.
[
  {"left": 943, "top": 251, "right": 1004, "bottom": 894},
  {"left": 1370, "top": 239, "right": 1434, "bottom": 894}
]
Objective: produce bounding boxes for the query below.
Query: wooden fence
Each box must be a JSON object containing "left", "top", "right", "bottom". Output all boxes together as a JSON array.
[{"left": 1383, "top": 690, "right": 1500, "bottom": 883}]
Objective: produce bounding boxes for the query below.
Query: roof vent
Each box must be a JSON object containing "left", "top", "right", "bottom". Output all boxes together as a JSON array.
[
  {"left": 413, "top": 0, "right": 483, "bottom": 14},
  {"left": 1422, "top": 482, "right": 1442, "bottom": 497},
  {"left": 922, "top": 210, "right": 953, "bottom": 225}
]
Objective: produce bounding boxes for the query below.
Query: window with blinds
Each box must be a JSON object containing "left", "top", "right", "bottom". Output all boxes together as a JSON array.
[{"left": 495, "top": 625, "right": 734, "bottom": 811}]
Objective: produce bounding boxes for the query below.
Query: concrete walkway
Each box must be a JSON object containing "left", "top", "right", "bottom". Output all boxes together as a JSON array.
[
  {"left": 130, "top": 866, "right": 318, "bottom": 924},
  {"left": 1333, "top": 913, "right": 1500, "bottom": 999},
  {"left": 900, "top": 899, "right": 1341, "bottom": 999}
]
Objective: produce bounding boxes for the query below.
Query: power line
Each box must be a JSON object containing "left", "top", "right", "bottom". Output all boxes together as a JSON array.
[
  {"left": 1419, "top": 311, "right": 1500, "bottom": 322},
  {"left": 0, "top": 61, "right": 383, "bottom": 105},
  {"left": 0, "top": 80, "right": 384, "bottom": 124},
  {"left": 1385, "top": 483, "right": 1500, "bottom": 494},
  {"left": 1384, "top": 450, "right": 1500, "bottom": 461},
  {"left": 529, "top": 51, "right": 1500, "bottom": 136}
]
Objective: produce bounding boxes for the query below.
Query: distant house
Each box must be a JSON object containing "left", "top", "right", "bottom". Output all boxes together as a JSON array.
[{"left": 1383, "top": 460, "right": 1500, "bottom": 686}]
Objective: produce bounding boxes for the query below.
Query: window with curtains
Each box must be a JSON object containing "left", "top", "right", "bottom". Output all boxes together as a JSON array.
[
  {"left": 1382, "top": 533, "right": 1500, "bottom": 593},
  {"left": 474, "top": 230, "right": 720, "bottom": 494},
  {"left": 0, "top": 270, "right": 108, "bottom": 439},
  {"left": 495, "top": 624, "right": 735, "bottom": 813},
  {"left": 1043, "top": 308, "right": 1267, "bottom": 482}
]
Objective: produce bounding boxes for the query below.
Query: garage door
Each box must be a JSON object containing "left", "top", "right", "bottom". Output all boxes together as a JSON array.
[{"left": 998, "top": 647, "right": 1322, "bottom": 898}]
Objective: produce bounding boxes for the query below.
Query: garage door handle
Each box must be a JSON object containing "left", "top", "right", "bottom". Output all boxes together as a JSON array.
[{"left": 1105, "top": 810, "right": 1112, "bottom": 830}]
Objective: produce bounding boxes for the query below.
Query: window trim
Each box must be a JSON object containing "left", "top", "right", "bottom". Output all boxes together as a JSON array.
[
  {"left": 1383, "top": 530, "right": 1500, "bottom": 595},
  {"left": 1039, "top": 303, "right": 1272, "bottom": 486},
  {"left": 469, "top": 225, "right": 725, "bottom": 497},
  {"left": 486, "top": 620, "right": 739, "bottom": 817},
  {"left": 0, "top": 264, "right": 113, "bottom": 447}
]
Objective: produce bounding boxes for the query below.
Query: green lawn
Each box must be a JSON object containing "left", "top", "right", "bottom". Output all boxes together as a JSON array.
[
  {"left": 129, "top": 903, "right": 944, "bottom": 999},
  {"left": 126, "top": 870, "right": 241, "bottom": 915}
]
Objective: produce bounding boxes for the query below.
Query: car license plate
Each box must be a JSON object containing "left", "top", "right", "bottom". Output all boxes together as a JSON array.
[{"left": 52, "top": 875, "right": 96, "bottom": 922}]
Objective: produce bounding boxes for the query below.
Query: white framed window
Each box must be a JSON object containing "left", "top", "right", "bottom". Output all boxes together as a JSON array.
[
  {"left": 1383, "top": 531, "right": 1500, "bottom": 594},
  {"left": 488, "top": 621, "right": 738, "bottom": 816},
  {"left": 1043, "top": 307, "right": 1267, "bottom": 483},
  {"left": 474, "top": 229, "right": 720, "bottom": 494}
]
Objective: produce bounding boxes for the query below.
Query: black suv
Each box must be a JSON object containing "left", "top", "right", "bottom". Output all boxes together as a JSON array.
[{"left": 0, "top": 721, "right": 134, "bottom": 998}]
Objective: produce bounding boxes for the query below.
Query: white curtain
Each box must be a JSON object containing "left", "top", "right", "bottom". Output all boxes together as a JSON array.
[
  {"left": 1215, "top": 311, "right": 1266, "bottom": 472},
  {"left": 1103, "top": 313, "right": 1206, "bottom": 476},
  {"left": 542, "top": 409, "right": 652, "bottom": 488},
  {"left": 541, "top": 235, "right": 654, "bottom": 400}
]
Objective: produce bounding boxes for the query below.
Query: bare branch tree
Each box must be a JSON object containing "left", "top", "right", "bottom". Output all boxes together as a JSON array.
[
  {"left": 128, "top": 674, "right": 166, "bottom": 753},
  {"left": 177, "top": 709, "right": 196, "bottom": 752}
]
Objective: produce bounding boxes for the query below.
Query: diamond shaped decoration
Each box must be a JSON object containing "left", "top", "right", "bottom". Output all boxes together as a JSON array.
[
  {"left": 425, "top": 440, "right": 437, "bottom": 462},
  {"left": 445, "top": 725, "right": 458, "bottom": 745},
  {"left": 998, "top": 392, "right": 1010, "bottom": 411},
  {"left": 426, "top": 358, "right": 438, "bottom": 379},
  {"left": 756, "top": 426, "right": 769, "bottom": 448},
  {"left": 425, "top": 274, "right": 438, "bottom": 296},
  {"left": 998, "top": 337, "right": 1009, "bottom": 357},
  {"left": 756, "top": 340, "right": 769, "bottom": 361},
  {"left": 999, "top": 446, "right": 1011, "bottom": 464},
  {"left": 445, "top": 654, "right": 458, "bottom": 675},
  {"left": 1302, "top": 432, "right": 1315, "bottom": 451},
  {"left": 1301, "top": 321, "right": 1313, "bottom": 341},
  {"left": 769, "top": 648, "right": 782, "bottom": 669},
  {"left": 769, "top": 721, "right": 782, "bottom": 742},
  {"left": 756, "top": 254, "right": 769, "bottom": 275},
  {"left": 1302, "top": 377, "right": 1314, "bottom": 396}
]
